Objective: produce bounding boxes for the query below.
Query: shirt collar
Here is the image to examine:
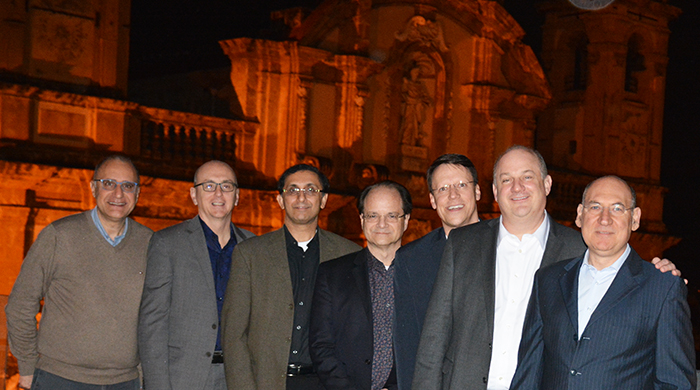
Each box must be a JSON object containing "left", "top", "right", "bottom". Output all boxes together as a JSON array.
[
  {"left": 199, "top": 217, "right": 235, "bottom": 251},
  {"left": 496, "top": 211, "right": 549, "bottom": 249},
  {"left": 91, "top": 207, "right": 128, "bottom": 247},
  {"left": 581, "top": 244, "right": 631, "bottom": 272}
]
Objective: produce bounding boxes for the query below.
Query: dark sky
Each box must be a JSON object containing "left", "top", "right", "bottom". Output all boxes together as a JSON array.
[{"left": 129, "top": 0, "right": 700, "bottom": 243}]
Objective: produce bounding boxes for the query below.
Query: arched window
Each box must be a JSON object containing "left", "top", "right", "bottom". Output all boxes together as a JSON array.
[
  {"left": 573, "top": 37, "right": 588, "bottom": 90},
  {"left": 566, "top": 35, "right": 588, "bottom": 91},
  {"left": 625, "top": 34, "right": 645, "bottom": 93}
]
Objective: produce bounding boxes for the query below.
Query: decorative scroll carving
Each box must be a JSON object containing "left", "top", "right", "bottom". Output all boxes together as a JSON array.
[{"left": 395, "top": 16, "right": 449, "bottom": 52}]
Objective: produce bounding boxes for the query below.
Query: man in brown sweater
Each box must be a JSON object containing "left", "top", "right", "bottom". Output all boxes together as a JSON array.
[{"left": 5, "top": 155, "right": 153, "bottom": 390}]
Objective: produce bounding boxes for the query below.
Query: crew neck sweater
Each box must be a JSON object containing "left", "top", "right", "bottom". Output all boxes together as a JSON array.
[{"left": 6, "top": 211, "right": 153, "bottom": 384}]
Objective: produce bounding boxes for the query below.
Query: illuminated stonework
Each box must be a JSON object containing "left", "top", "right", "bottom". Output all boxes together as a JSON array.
[{"left": 0, "top": 0, "right": 681, "bottom": 304}]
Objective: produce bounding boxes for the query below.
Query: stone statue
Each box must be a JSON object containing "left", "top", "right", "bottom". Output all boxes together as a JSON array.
[{"left": 400, "top": 67, "right": 433, "bottom": 147}]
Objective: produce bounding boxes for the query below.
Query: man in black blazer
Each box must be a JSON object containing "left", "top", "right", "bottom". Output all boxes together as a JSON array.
[
  {"left": 393, "top": 154, "right": 481, "bottom": 390},
  {"left": 310, "top": 181, "right": 412, "bottom": 390},
  {"left": 413, "top": 146, "right": 679, "bottom": 390},
  {"left": 511, "top": 176, "right": 695, "bottom": 389}
]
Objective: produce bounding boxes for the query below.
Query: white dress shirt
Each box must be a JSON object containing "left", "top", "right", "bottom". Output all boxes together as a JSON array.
[
  {"left": 577, "top": 244, "right": 630, "bottom": 338},
  {"left": 487, "top": 214, "right": 550, "bottom": 390}
]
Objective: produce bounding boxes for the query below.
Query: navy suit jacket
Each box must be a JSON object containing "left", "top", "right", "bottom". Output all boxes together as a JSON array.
[
  {"left": 310, "top": 249, "right": 375, "bottom": 390},
  {"left": 511, "top": 248, "right": 696, "bottom": 390},
  {"left": 394, "top": 227, "right": 447, "bottom": 390}
]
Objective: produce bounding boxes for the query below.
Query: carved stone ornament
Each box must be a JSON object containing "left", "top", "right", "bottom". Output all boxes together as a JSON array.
[
  {"left": 395, "top": 16, "right": 448, "bottom": 52},
  {"left": 568, "top": 0, "right": 615, "bottom": 10}
]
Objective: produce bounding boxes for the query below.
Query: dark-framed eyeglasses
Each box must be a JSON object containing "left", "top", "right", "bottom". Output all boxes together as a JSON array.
[
  {"left": 282, "top": 187, "right": 323, "bottom": 197},
  {"left": 194, "top": 181, "right": 238, "bottom": 192},
  {"left": 93, "top": 179, "right": 139, "bottom": 193}
]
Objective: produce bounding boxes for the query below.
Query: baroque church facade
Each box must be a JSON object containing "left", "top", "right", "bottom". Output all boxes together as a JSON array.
[{"left": 0, "top": 0, "right": 681, "bottom": 379}]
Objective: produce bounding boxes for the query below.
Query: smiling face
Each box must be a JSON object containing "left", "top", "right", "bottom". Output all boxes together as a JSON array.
[
  {"left": 276, "top": 170, "right": 328, "bottom": 228},
  {"left": 576, "top": 177, "right": 641, "bottom": 266},
  {"left": 492, "top": 148, "right": 552, "bottom": 235},
  {"left": 189, "top": 161, "right": 239, "bottom": 225},
  {"left": 429, "top": 164, "right": 481, "bottom": 234},
  {"left": 90, "top": 159, "right": 140, "bottom": 224},
  {"left": 360, "top": 186, "right": 410, "bottom": 255}
]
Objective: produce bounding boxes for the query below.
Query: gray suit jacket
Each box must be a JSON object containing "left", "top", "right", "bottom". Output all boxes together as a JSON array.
[
  {"left": 138, "top": 216, "right": 255, "bottom": 390},
  {"left": 222, "top": 227, "right": 361, "bottom": 390},
  {"left": 412, "top": 215, "right": 586, "bottom": 390}
]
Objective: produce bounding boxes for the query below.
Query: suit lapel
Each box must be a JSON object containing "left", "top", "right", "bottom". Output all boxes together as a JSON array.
[
  {"left": 483, "top": 220, "right": 499, "bottom": 338},
  {"left": 352, "top": 248, "right": 372, "bottom": 322},
  {"left": 186, "top": 217, "right": 216, "bottom": 295},
  {"left": 560, "top": 258, "right": 583, "bottom": 335},
  {"left": 584, "top": 251, "right": 642, "bottom": 332},
  {"left": 541, "top": 216, "right": 569, "bottom": 268},
  {"left": 266, "top": 229, "right": 292, "bottom": 282}
]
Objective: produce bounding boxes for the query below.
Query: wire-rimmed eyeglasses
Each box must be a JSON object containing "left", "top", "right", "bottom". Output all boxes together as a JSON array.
[{"left": 93, "top": 179, "right": 140, "bottom": 193}]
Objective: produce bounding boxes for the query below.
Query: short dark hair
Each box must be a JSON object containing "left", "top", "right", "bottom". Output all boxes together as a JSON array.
[
  {"left": 277, "top": 164, "right": 330, "bottom": 194},
  {"left": 426, "top": 154, "right": 478, "bottom": 191},
  {"left": 493, "top": 145, "right": 548, "bottom": 183},
  {"left": 93, "top": 155, "right": 139, "bottom": 183},
  {"left": 582, "top": 175, "right": 637, "bottom": 209},
  {"left": 357, "top": 181, "right": 413, "bottom": 216}
]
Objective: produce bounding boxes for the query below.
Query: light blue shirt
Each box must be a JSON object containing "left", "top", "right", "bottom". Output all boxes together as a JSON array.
[
  {"left": 577, "top": 244, "right": 630, "bottom": 338},
  {"left": 91, "top": 207, "right": 128, "bottom": 247}
]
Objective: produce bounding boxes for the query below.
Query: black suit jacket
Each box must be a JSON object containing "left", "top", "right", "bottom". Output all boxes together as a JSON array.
[
  {"left": 394, "top": 227, "right": 446, "bottom": 390},
  {"left": 412, "top": 216, "right": 587, "bottom": 390},
  {"left": 310, "top": 249, "right": 374, "bottom": 390},
  {"left": 511, "top": 249, "right": 695, "bottom": 390}
]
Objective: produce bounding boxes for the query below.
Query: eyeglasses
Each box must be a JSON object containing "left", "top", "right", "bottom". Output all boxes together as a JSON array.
[
  {"left": 93, "top": 179, "right": 139, "bottom": 193},
  {"left": 582, "top": 203, "right": 633, "bottom": 217},
  {"left": 282, "top": 187, "right": 323, "bottom": 197},
  {"left": 431, "top": 181, "right": 475, "bottom": 195},
  {"left": 194, "top": 181, "right": 238, "bottom": 192},
  {"left": 362, "top": 213, "right": 406, "bottom": 223}
]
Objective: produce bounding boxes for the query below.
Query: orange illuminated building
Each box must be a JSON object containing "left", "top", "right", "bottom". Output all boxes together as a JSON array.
[{"left": 0, "top": 0, "right": 681, "bottom": 385}]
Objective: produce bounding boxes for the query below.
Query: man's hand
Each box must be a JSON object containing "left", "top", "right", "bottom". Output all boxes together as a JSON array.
[
  {"left": 18, "top": 374, "right": 33, "bottom": 390},
  {"left": 651, "top": 257, "right": 686, "bottom": 283}
]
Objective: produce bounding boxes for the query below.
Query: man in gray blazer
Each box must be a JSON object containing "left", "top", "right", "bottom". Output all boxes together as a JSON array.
[
  {"left": 412, "top": 146, "right": 678, "bottom": 390},
  {"left": 139, "top": 160, "right": 255, "bottom": 390},
  {"left": 222, "top": 164, "right": 361, "bottom": 390}
]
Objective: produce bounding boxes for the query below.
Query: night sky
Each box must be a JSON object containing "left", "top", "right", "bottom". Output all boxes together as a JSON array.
[{"left": 128, "top": 0, "right": 700, "bottom": 257}]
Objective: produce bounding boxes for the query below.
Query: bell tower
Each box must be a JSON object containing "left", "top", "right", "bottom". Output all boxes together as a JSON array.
[
  {"left": 536, "top": 0, "right": 680, "bottom": 243},
  {"left": 537, "top": 0, "right": 680, "bottom": 182}
]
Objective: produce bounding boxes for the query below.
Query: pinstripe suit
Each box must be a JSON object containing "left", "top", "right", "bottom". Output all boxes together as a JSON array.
[{"left": 511, "top": 249, "right": 695, "bottom": 390}]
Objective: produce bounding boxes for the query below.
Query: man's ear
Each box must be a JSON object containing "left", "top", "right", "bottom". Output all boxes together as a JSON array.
[
  {"left": 276, "top": 193, "right": 285, "bottom": 210},
  {"left": 575, "top": 204, "right": 584, "bottom": 228},
  {"left": 631, "top": 207, "right": 642, "bottom": 231},
  {"left": 190, "top": 187, "right": 198, "bottom": 206}
]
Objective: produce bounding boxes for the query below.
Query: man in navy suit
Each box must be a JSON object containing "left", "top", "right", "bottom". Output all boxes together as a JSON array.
[
  {"left": 511, "top": 176, "right": 695, "bottom": 389},
  {"left": 310, "top": 181, "right": 412, "bottom": 390},
  {"left": 393, "top": 154, "right": 481, "bottom": 390}
]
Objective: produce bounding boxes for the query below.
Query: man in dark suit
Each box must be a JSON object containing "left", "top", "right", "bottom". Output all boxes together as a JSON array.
[
  {"left": 139, "top": 160, "right": 255, "bottom": 390},
  {"left": 412, "top": 146, "right": 679, "bottom": 390},
  {"left": 310, "top": 181, "right": 412, "bottom": 390},
  {"left": 510, "top": 176, "right": 695, "bottom": 389},
  {"left": 393, "top": 154, "right": 481, "bottom": 390},
  {"left": 222, "top": 164, "right": 360, "bottom": 390}
]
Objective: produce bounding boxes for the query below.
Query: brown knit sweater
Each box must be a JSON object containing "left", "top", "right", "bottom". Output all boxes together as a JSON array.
[{"left": 5, "top": 211, "right": 153, "bottom": 385}]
